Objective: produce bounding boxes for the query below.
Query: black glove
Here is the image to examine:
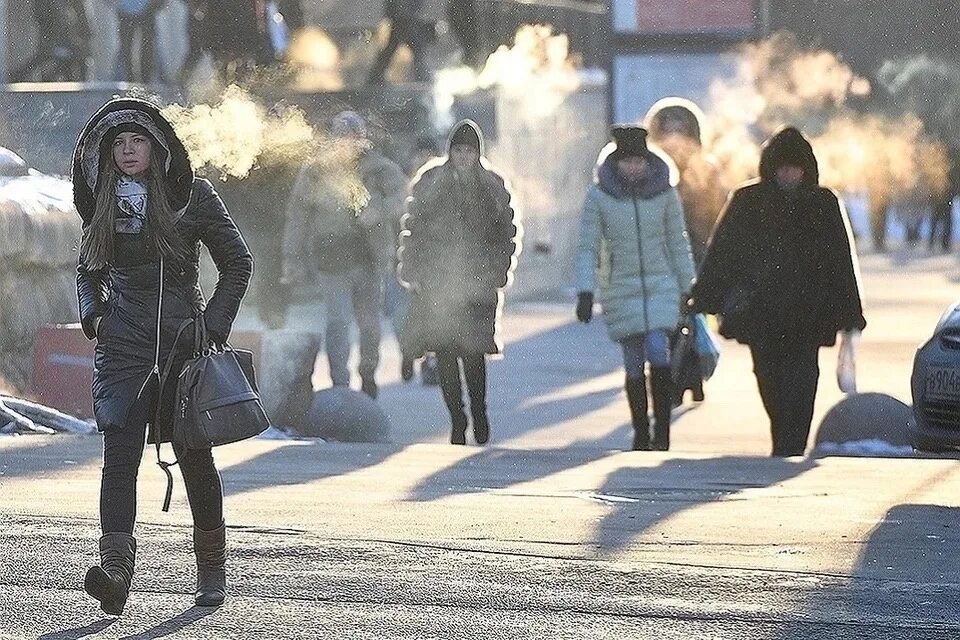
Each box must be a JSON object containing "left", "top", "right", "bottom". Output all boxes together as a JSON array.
[{"left": 576, "top": 291, "right": 594, "bottom": 323}]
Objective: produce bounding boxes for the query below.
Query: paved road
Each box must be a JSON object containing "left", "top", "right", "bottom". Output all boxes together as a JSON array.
[{"left": 2, "top": 252, "right": 960, "bottom": 638}]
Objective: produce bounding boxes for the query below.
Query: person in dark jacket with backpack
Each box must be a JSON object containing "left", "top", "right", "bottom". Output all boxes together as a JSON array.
[
  {"left": 74, "top": 98, "right": 253, "bottom": 615},
  {"left": 690, "top": 126, "right": 866, "bottom": 457},
  {"left": 575, "top": 125, "right": 696, "bottom": 451},
  {"left": 398, "top": 120, "right": 520, "bottom": 445}
]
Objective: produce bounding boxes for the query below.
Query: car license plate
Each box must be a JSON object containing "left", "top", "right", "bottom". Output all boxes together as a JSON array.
[{"left": 926, "top": 366, "right": 960, "bottom": 398}]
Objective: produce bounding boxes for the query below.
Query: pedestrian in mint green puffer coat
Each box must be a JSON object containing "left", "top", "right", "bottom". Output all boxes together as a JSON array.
[{"left": 575, "top": 125, "right": 695, "bottom": 451}]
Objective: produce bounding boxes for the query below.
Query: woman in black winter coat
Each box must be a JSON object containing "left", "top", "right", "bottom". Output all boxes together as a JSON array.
[
  {"left": 691, "top": 126, "right": 866, "bottom": 457},
  {"left": 398, "top": 120, "right": 520, "bottom": 445},
  {"left": 74, "top": 98, "right": 253, "bottom": 614}
]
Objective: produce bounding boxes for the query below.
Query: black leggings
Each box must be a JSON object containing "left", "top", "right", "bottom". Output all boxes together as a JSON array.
[{"left": 100, "top": 419, "right": 223, "bottom": 534}]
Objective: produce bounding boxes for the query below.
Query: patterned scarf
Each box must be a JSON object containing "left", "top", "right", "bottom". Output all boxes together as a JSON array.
[{"left": 115, "top": 175, "right": 148, "bottom": 234}]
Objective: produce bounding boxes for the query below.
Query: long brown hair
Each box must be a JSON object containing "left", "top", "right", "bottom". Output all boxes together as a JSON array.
[{"left": 79, "top": 143, "right": 190, "bottom": 270}]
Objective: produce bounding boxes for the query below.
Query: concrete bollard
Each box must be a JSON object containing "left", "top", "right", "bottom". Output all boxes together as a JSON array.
[
  {"left": 252, "top": 330, "right": 321, "bottom": 430},
  {"left": 813, "top": 392, "right": 914, "bottom": 456},
  {"left": 297, "top": 386, "right": 391, "bottom": 443}
]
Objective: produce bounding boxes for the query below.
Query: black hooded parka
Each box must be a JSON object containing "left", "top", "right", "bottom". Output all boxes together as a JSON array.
[
  {"left": 73, "top": 99, "right": 253, "bottom": 441},
  {"left": 691, "top": 127, "right": 866, "bottom": 346}
]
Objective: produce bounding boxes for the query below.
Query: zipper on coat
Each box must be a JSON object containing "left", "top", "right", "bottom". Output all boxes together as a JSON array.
[
  {"left": 152, "top": 257, "right": 164, "bottom": 376},
  {"left": 631, "top": 198, "right": 651, "bottom": 332}
]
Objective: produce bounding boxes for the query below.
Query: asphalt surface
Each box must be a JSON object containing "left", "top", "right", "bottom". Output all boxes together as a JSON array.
[{"left": 2, "top": 252, "right": 960, "bottom": 639}]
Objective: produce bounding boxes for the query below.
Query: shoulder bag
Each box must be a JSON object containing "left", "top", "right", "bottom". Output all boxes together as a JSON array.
[{"left": 153, "top": 258, "right": 270, "bottom": 511}]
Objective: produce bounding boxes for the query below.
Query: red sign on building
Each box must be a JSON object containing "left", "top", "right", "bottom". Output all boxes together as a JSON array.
[{"left": 614, "top": 0, "right": 756, "bottom": 34}]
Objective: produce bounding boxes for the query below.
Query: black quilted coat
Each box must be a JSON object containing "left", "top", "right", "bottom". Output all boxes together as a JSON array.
[{"left": 73, "top": 99, "right": 253, "bottom": 440}]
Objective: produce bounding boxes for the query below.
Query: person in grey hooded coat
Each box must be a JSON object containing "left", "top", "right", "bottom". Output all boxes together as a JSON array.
[
  {"left": 398, "top": 120, "right": 520, "bottom": 445},
  {"left": 575, "top": 125, "right": 695, "bottom": 451}
]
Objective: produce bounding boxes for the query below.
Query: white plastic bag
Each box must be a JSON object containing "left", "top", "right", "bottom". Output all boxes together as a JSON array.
[{"left": 836, "top": 329, "right": 859, "bottom": 394}]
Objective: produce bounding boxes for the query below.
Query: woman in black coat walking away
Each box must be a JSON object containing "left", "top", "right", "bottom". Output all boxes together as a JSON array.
[
  {"left": 690, "top": 127, "right": 866, "bottom": 457},
  {"left": 74, "top": 98, "right": 253, "bottom": 614},
  {"left": 398, "top": 120, "right": 520, "bottom": 445}
]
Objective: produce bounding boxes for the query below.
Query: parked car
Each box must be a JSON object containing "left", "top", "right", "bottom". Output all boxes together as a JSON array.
[{"left": 911, "top": 302, "right": 960, "bottom": 451}]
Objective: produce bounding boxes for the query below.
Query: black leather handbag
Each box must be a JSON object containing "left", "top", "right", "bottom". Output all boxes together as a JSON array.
[
  {"left": 154, "top": 316, "right": 269, "bottom": 511},
  {"left": 149, "top": 259, "right": 269, "bottom": 511},
  {"left": 169, "top": 317, "right": 269, "bottom": 449}
]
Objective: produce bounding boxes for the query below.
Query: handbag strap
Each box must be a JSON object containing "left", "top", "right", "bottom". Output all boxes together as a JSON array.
[
  {"left": 154, "top": 316, "right": 201, "bottom": 512},
  {"left": 151, "top": 256, "right": 207, "bottom": 512}
]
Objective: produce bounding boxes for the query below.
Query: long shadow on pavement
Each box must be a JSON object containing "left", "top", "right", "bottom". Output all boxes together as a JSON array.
[
  {"left": 0, "top": 434, "right": 101, "bottom": 481},
  {"left": 38, "top": 618, "right": 116, "bottom": 640},
  {"left": 406, "top": 435, "right": 623, "bottom": 502},
  {"left": 117, "top": 606, "right": 217, "bottom": 640},
  {"left": 776, "top": 503, "right": 960, "bottom": 639},
  {"left": 221, "top": 440, "right": 403, "bottom": 497},
  {"left": 595, "top": 456, "right": 816, "bottom": 555}
]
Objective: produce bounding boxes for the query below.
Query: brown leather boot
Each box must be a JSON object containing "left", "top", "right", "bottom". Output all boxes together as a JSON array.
[
  {"left": 84, "top": 533, "right": 136, "bottom": 616},
  {"left": 194, "top": 522, "right": 226, "bottom": 607}
]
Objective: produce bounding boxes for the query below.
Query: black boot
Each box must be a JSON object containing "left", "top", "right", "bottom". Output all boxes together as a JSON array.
[
  {"left": 84, "top": 532, "right": 136, "bottom": 616},
  {"left": 650, "top": 367, "right": 673, "bottom": 451},
  {"left": 437, "top": 353, "right": 467, "bottom": 445},
  {"left": 625, "top": 376, "right": 650, "bottom": 451},
  {"left": 194, "top": 522, "right": 226, "bottom": 607},
  {"left": 471, "top": 407, "right": 490, "bottom": 445},
  {"left": 464, "top": 354, "right": 489, "bottom": 445}
]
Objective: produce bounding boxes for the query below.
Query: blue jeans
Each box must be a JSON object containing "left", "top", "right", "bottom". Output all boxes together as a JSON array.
[
  {"left": 620, "top": 330, "right": 670, "bottom": 380},
  {"left": 320, "top": 266, "right": 383, "bottom": 386}
]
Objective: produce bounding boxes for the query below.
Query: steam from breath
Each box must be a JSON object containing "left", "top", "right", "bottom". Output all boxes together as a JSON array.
[
  {"left": 162, "top": 85, "right": 315, "bottom": 179},
  {"left": 703, "top": 32, "right": 948, "bottom": 206},
  {"left": 161, "top": 85, "right": 368, "bottom": 212},
  {"left": 432, "top": 25, "right": 599, "bottom": 265},
  {"left": 433, "top": 25, "right": 582, "bottom": 130}
]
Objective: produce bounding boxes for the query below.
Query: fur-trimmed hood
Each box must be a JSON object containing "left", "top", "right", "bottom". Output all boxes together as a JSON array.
[
  {"left": 595, "top": 145, "right": 674, "bottom": 200},
  {"left": 72, "top": 98, "right": 194, "bottom": 225}
]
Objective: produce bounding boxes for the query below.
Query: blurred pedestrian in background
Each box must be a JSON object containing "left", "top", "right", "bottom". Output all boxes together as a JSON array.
[
  {"left": 178, "top": 0, "right": 211, "bottom": 86},
  {"left": 447, "top": 0, "right": 481, "bottom": 68},
  {"left": 575, "top": 125, "right": 695, "bottom": 452},
  {"left": 367, "top": 0, "right": 434, "bottom": 84},
  {"left": 112, "top": 0, "right": 167, "bottom": 83},
  {"left": 398, "top": 120, "right": 520, "bottom": 445},
  {"left": 281, "top": 111, "right": 407, "bottom": 399},
  {"left": 929, "top": 151, "right": 959, "bottom": 252},
  {"left": 12, "top": 0, "right": 91, "bottom": 82},
  {"left": 73, "top": 98, "right": 253, "bottom": 614},
  {"left": 205, "top": 0, "right": 281, "bottom": 79},
  {"left": 691, "top": 127, "right": 866, "bottom": 457},
  {"left": 645, "top": 98, "right": 727, "bottom": 405}
]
